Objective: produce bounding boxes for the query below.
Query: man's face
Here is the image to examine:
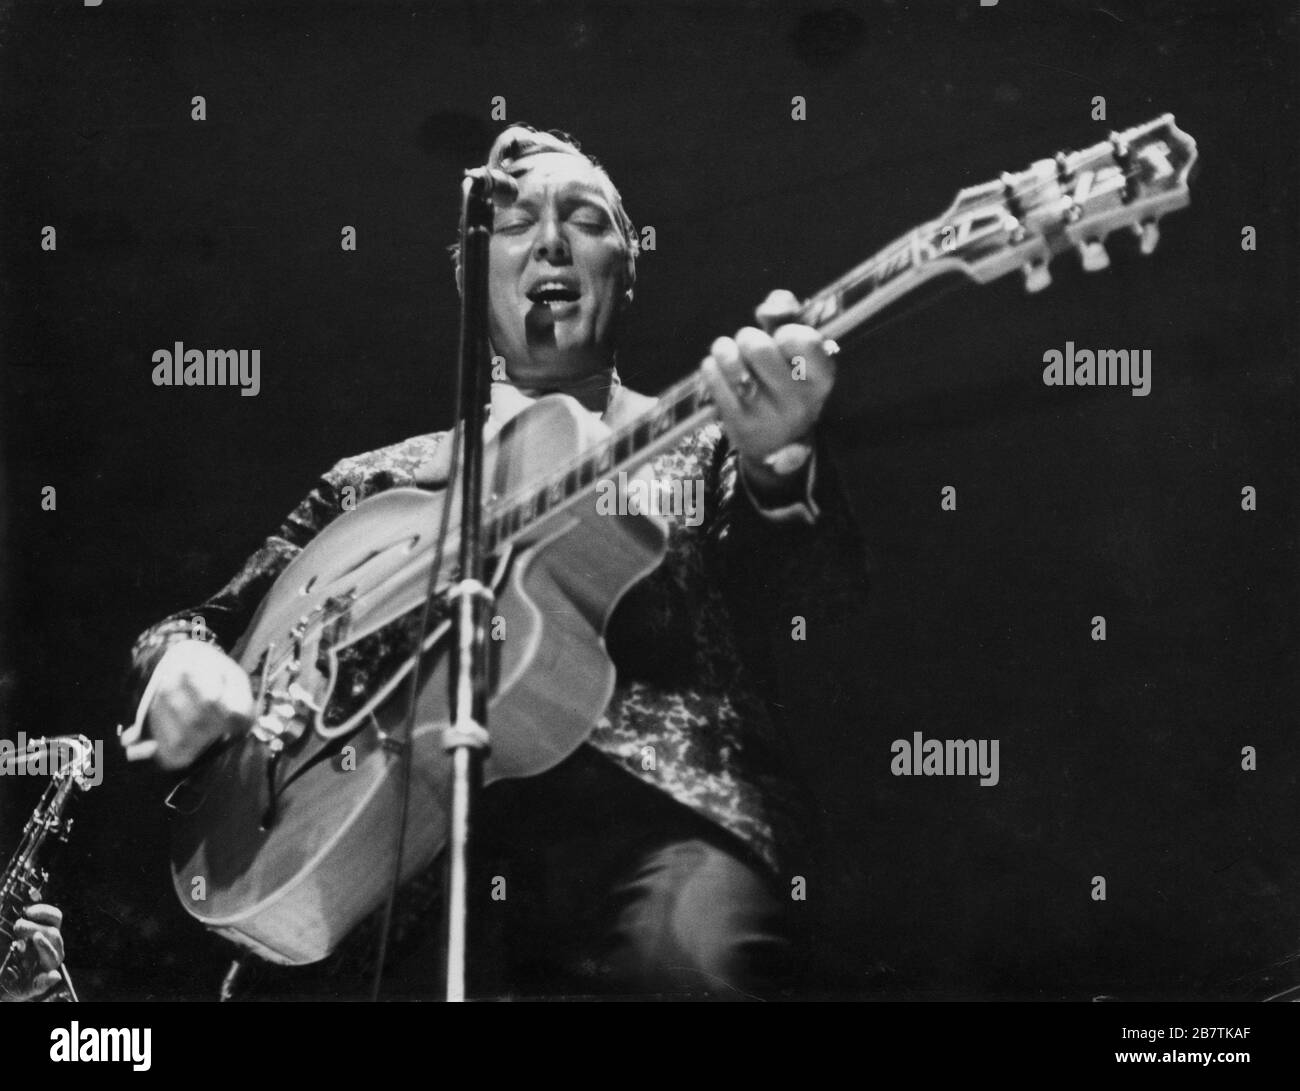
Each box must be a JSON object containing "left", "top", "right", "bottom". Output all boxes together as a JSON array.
[{"left": 488, "top": 152, "right": 628, "bottom": 386}]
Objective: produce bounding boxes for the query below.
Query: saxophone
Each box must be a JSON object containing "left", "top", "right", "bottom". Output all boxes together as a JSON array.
[{"left": 0, "top": 734, "right": 97, "bottom": 1002}]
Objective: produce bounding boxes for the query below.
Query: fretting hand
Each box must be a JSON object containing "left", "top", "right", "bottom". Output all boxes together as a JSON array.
[{"left": 700, "top": 289, "right": 837, "bottom": 490}]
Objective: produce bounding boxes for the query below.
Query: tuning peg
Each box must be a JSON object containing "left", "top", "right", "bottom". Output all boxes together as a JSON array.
[
  {"left": 1022, "top": 260, "right": 1052, "bottom": 293},
  {"left": 1077, "top": 239, "right": 1110, "bottom": 272},
  {"left": 1132, "top": 219, "right": 1160, "bottom": 255}
]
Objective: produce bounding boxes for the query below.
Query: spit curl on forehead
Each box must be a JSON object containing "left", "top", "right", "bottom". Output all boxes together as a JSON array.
[{"left": 451, "top": 125, "right": 640, "bottom": 299}]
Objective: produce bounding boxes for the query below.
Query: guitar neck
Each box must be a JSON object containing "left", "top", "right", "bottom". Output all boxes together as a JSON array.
[{"left": 484, "top": 113, "right": 1196, "bottom": 552}]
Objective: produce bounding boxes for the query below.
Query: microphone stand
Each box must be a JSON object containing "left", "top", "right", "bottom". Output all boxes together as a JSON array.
[{"left": 441, "top": 168, "right": 504, "bottom": 1002}]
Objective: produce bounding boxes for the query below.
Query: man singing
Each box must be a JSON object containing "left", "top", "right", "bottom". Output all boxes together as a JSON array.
[{"left": 121, "top": 125, "right": 867, "bottom": 999}]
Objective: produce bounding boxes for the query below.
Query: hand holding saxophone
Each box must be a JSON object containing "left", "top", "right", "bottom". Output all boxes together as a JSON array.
[{"left": 2, "top": 904, "right": 65, "bottom": 1002}]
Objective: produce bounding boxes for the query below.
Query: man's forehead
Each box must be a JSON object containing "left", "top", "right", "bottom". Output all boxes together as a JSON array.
[{"left": 507, "top": 151, "right": 616, "bottom": 204}]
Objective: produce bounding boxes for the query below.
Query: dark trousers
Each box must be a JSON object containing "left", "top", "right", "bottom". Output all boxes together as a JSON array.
[
  {"left": 369, "top": 748, "right": 793, "bottom": 1000},
  {"left": 468, "top": 750, "right": 794, "bottom": 1000},
  {"left": 244, "top": 748, "right": 795, "bottom": 1001}
]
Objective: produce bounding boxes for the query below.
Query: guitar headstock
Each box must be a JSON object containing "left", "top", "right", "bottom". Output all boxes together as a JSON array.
[
  {"left": 931, "top": 113, "right": 1198, "bottom": 292},
  {"left": 798, "top": 115, "right": 1197, "bottom": 340}
]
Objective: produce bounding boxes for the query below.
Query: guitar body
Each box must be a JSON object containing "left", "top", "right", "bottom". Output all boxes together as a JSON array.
[{"left": 169, "top": 395, "right": 668, "bottom": 965}]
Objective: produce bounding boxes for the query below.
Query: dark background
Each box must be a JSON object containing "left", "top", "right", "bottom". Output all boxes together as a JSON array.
[{"left": 0, "top": 0, "right": 1295, "bottom": 1000}]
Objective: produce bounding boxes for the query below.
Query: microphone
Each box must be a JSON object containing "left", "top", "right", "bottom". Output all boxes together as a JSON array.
[{"left": 463, "top": 167, "right": 519, "bottom": 207}]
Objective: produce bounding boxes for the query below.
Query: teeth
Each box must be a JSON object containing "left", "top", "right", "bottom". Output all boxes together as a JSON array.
[{"left": 529, "top": 281, "right": 579, "bottom": 302}]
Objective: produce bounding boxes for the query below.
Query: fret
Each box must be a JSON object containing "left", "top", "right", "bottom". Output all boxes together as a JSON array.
[
  {"left": 839, "top": 271, "right": 877, "bottom": 313},
  {"left": 801, "top": 291, "right": 839, "bottom": 329}
]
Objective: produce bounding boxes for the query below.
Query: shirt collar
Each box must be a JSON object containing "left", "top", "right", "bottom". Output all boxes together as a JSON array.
[{"left": 488, "top": 366, "right": 621, "bottom": 430}]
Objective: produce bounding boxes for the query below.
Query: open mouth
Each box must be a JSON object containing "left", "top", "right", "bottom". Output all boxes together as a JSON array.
[{"left": 526, "top": 281, "right": 582, "bottom": 308}]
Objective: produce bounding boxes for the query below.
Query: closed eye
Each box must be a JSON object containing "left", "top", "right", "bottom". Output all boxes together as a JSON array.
[
  {"left": 495, "top": 216, "right": 535, "bottom": 235},
  {"left": 569, "top": 214, "right": 609, "bottom": 233}
]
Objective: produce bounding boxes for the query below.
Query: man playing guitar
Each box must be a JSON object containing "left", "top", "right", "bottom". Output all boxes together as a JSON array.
[{"left": 122, "top": 124, "right": 867, "bottom": 999}]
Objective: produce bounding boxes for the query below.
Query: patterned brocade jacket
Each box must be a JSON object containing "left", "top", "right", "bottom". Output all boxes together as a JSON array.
[{"left": 124, "top": 384, "right": 868, "bottom": 876}]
